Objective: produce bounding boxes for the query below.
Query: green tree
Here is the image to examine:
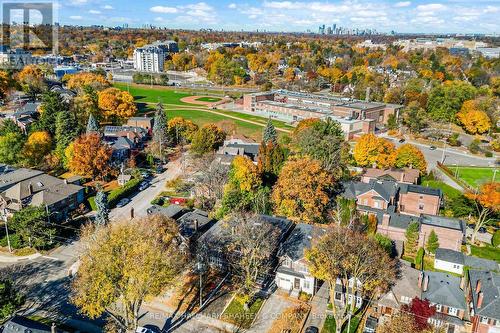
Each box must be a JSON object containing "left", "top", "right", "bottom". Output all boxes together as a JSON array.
[
  {"left": 405, "top": 222, "right": 420, "bottom": 256},
  {"left": 0, "top": 119, "right": 22, "bottom": 136},
  {"left": 190, "top": 124, "right": 226, "bottom": 156},
  {"left": 86, "top": 113, "right": 100, "bottom": 134},
  {"left": 426, "top": 230, "right": 439, "bottom": 254},
  {"left": 387, "top": 114, "right": 398, "bottom": 130},
  {"left": 8, "top": 206, "right": 55, "bottom": 249},
  {"left": 0, "top": 280, "right": 24, "bottom": 321},
  {"left": 153, "top": 103, "right": 168, "bottom": 146},
  {"left": 55, "top": 111, "right": 79, "bottom": 161},
  {"left": 262, "top": 118, "right": 278, "bottom": 145},
  {"left": 427, "top": 80, "right": 477, "bottom": 122},
  {"left": 373, "top": 233, "right": 394, "bottom": 256},
  {"left": 95, "top": 189, "right": 110, "bottom": 226},
  {"left": 257, "top": 141, "right": 285, "bottom": 186},
  {"left": 403, "top": 101, "right": 427, "bottom": 134},
  {"left": 0, "top": 132, "right": 25, "bottom": 165},
  {"left": 37, "top": 91, "right": 68, "bottom": 135}
]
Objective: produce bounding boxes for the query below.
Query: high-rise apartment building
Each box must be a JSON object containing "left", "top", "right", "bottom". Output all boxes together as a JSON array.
[{"left": 133, "top": 41, "right": 178, "bottom": 73}]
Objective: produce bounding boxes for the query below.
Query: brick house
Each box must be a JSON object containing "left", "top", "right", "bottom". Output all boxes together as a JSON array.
[
  {"left": 398, "top": 184, "right": 442, "bottom": 216},
  {"left": 361, "top": 168, "right": 420, "bottom": 184},
  {"left": 466, "top": 270, "right": 500, "bottom": 333}
]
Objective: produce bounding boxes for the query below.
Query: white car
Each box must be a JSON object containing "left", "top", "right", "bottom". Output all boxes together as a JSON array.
[{"left": 138, "top": 181, "right": 149, "bottom": 191}]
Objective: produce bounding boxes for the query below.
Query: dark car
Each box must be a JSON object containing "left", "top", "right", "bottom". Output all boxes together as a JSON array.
[
  {"left": 305, "top": 326, "right": 319, "bottom": 333},
  {"left": 429, "top": 145, "right": 437, "bottom": 150},
  {"left": 398, "top": 138, "right": 406, "bottom": 143}
]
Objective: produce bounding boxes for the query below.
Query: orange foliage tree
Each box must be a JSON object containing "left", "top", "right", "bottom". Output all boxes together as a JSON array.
[
  {"left": 456, "top": 100, "right": 491, "bottom": 135},
  {"left": 67, "top": 133, "right": 113, "bottom": 180},
  {"left": 17, "top": 65, "right": 46, "bottom": 99},
  {"left": 65, "top": 72, "right": 110, "bottom": 91},
  {"left": 465, "top": 182, "right": 500, "bottom": 243},
  {"left": 353, "top": 134, "right": 396, "bottom": 169},
  {"left": 394, "top": 144, "right": 427, "bottom": 174},
  {"left": 97, "top": 88, "right": 137, "bottom": 121},
  {"left": 23, "top": 131, "right": 52, "bottom": 167},
  {"left": 272, "top": 157, "right": 333, "bottom": 223}
]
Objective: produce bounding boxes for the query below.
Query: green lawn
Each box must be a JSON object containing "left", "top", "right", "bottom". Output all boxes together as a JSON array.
[
  {"left": 215, "top": 109, "right": 294, "bottom": 130},
  {"left": 322, "top": 314, "right": 361, "bottom": 333},
  {"left": 421, "top": 180, "right": 462, "bottom": 199},
  {"left": 446, "top": 166, "right": 499, "bottom": 189},
  {"left": 196, "top": 96, "right": 222, "bottom": 102},
  {"left": 221, "top": 294, "right": 264, "bottom": 329},
  {"left": 114, "top": 82, "right": 191, "bottom": 105},
  {"left": 470, "top": 245, "right": 500, "bottom": 263}
]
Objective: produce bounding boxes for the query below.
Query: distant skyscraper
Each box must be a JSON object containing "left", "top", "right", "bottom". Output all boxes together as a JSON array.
[{"left": 133, "top": 41, "right": 178, "bottom": 73}]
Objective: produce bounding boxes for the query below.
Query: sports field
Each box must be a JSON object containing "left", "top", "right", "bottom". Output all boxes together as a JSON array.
[
  {"left": 114, "top": 83, "right": 293, "bottom": 140},
  {"left": 196, "top": 96, "right": 222, "bottom": 102},
  {"left": 446, "top": 166, "right": 498, "bottom": 188}
]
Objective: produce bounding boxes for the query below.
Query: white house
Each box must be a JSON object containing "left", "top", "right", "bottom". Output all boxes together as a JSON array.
[
  {"left": 275, "top": 223, "right": 325, "bottom": 296},
  {"left": 434, "top": 248, "right": 465, "bottom": 275}
]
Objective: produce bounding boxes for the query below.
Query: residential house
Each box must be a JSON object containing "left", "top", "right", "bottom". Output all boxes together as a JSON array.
[
  {"left": 2, "top": 316, "right": 56, "bottom": 333},
  {"left": 342, "top": 179, "right": 399, "bottom": 211},
  {"left": 375, "top": 262, "right": 421, "bottom": 316},
  {"left": 197, "top": 215, "right": 293, "bottom": 280},
  {"left": 398, "top": 184, "right": 442, "bottom": 216},
  {"left": 147, "top": 204, "right": 186, "bottom": 219},
  {"left": 467, "top": 270, "right": 500, "bottom": 333},
  {"left": 103, "top": 125, "right": 148, "bottom": 141},
  {"left": 361, "top": 168, "right": 420, "bottom": 184},
  {"left": 275, "top": 223, "right": 326, "bottom": 296},
  {"left": 0, "top": 169, "right": 84, "bottom": 220},
  {"left": 333, "top": 277, "right": 364, "bottom": 309},
  {"left": 0, "top": 168, "right": 44, "bottom": 192},
  {"left": 126, "top": 116, "right": 154, "bottom": 132},
  {"left": 6, "top": 102, "right": 40, "bottom": 134},
  {"left": 176, "top": 209, "right": 214, "bottom": 241},
  {"left": 110, "top": 136, "right": 136, "bottom": 161},
  {"left": 434, "top": 248, "right": 499, "bottom": 276},
  {"left": 216, "top": 138, "right": 260, "bottom": 163},
  {"left": 421, "top": 271, "right": 467, "bottom": 333}
]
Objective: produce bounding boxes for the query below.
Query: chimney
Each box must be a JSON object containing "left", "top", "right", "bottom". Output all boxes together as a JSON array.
[
  {"left": 400, "top": 172, "right": 404, "bottom": 182},
  {"left": 477, "top": 291, "right": 484, "bottom": 308},
  {"left": 476, "top": 280, "right": 482, "bottom": 294},
  {"left": 28, "top": 182, "right": 33, "bottom": 195},
  {"left": 460, "top": 276, "right": 465, "bottom": 290},
  {"left": 194, "top": 219, "right": 199, "bottom": 232},
  {"left": 423, "top": 275, "right": 429, "bottom": 292},
  {"left": 365, "top": 87, "right": 371, "bottom": 102},
  {"left": 51, "top": 323, "right": 56, "bottom": 333},
  {"left": 382, "top": 214, "right": 390, "bottom": 227},
  {"left": 418, "top": 272, "right": 424, "bottom": 289}
]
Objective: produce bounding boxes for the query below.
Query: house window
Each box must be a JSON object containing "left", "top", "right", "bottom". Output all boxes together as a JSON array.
[
  {"left": 400, "top": 296, "right": 411, "bottom": 304},
  {"left": 480, "top": 316, "right": 489, "bottom": 324},
  {"left": 304, "top": 280, "right": 310, "bottom": 289},
  {"left": 374, "top": 201, "right": 380, "bottom": 208},
  {"left": 448, "top": 307, "right": 458, "bottom": 316},
  {"left": 435, "top": 304, "right": 442, "bottom": 312},
  {"left": 419, "top": 204, "right": 424, "bottom": 210}
]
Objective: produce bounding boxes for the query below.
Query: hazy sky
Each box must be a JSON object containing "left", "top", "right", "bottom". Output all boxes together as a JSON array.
[{"left": 14, "top": 0, "right": 500, "bottom": 33}]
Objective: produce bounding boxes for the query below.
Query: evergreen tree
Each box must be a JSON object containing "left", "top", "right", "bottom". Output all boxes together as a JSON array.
[
  {"left": 86, "top": 114, "right": 99, "bottom": 134},
  {"left": 404, "top": 222, "right": 419, "bottom": 256},
  {"left": 55, "top": 111, "right": 78, "bottom": 159},
  {"left": 426, "top": 230, "right": 439, "bottom": 254},
  {"left": 36, "top": 91, "right": 68, "bottom": 135},
  {"left": 95, "top": 189, "right": 110, "bottom": 226},
  {"left": 153, "top": 103, "right": 168, "bottom": 145},
  {"left": 0, "top": 279, "right": 24, "bottom": 321},
  {"left": 262, "top": 118, "right": 278, "bottom": 145}
]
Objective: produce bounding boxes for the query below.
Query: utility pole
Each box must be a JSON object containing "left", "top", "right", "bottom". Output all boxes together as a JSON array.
[
  {"left": 2, "top": 210, "right": 11, "bottom": 253},
  {"left": 441, "top": 122, "right": 452, "bottom": 164}
]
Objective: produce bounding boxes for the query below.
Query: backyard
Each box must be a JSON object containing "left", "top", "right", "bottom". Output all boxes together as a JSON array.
[
  {"left": 220, "top": 294, "right": 264, "bottom": 329},
  {"left": 322, "top": 314, "right": 361, "bottom": 333}
]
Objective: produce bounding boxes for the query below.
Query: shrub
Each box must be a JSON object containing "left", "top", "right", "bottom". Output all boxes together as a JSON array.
[
  {"left": 108, "top": 178, "right": 142, "bottom": 207},
  {"left": 151, "top": 197, "right": 164, "bottom": 206},
  {"left": 469, "top": 139, "right": 481, "bottom": 154},
  {"left": 493, "top": 230, "right": 500, "bottom": 247},
  {"left": 415, "top": 247, "right": 425, "bottom": 270},
  {"left": 447, "top": 133, "right": 461, "bottom": 147},
  {"left": 14, "top": 247, "right": 37, "bottom": 256},
  {"left": 88, "top": 196, "right": 97, "bottom": 211},
  {"left": 0, "top": 234, "right": 22, "bottom": 249},
  {"left": 484, "top": 151, "right": 493, "bottom": 158},
  {"left": 298, "top": 291, "right": 311, "bottom": 302}
]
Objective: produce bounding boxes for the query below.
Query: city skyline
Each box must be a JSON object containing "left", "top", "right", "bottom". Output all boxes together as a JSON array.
[{"left": 10, "top": 0, "right": 500, "bottom": 34}]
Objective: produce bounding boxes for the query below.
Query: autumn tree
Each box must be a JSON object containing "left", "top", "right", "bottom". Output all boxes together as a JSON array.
[
  {"left": 0, "top": 71, "right": 10, "bottom": 100},
  {"left": 377, "top": 312, "right": 421, "bottom": 333},
  {"left": 306, "top": 226, "right": 396, "bottom": 333},
  {"left": 427, "top": 80, "right": 476, "bottom": 122},
  {"left": 457, "top": 100, "right": 491, "bottom": 134},
  {"left": 97, "top": 87, "right": 137, "bottom": 121},
  {"left": 68, "top": 133, "right": 113, "bottom": 180},
  {"left": 17, "top": 65, "right": 46, "bottom": 100},
  {"left": 402, "top": 297, "right": 436, "bottom": 331},
  {"left": 71, "top": 215, "right": 187, "bottom": 332},
  {"left": 22, "top": 131, "right": 52, "bottom": 167},
  {"left": 65, "top": 72, "right": 110, "bottom": 91},
  {"left": 353, "top": 134, "right": 395, "bottom": 169},
  {"left": 257, "top": 141, "right": 285, "bottom": 186},
  {"left": 193, "top": 155, "right": 229, "bottom": 210},
  {"left": 272, "top": 157, "right": 333, "bottom": 223},
  {"left": 465, "top": 182, "right": 500, "bottom": 243},
  {"left": 190, "top": 124, "right": 226, "bottom": 156},
  {"left": 167, "top": 117, "right": 198, "bottom": 145},
  {"left": 394, "top": 144, "right": 427, "bottom": 174}
]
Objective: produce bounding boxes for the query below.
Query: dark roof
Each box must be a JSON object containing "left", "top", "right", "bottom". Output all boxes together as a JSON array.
[
  {"left": 468, "top": 270, "right": 500, "bottom": 320},
  {"left": 464, "top": 256, "right": 499, "bottom": 272},
  {"left": 422, "top": 271, "right": 466, "bottom": 310},
  {"left": 2, "top": 316, "right": 52, "bottom": 333},
  {"left": 387, "top": 212, "right": 420, "bottom": 229},
  {"left": 147, "top": 204, "right": 185, "bottom": 219},
  {"left": 112, "top": 137, "right": 134, "bottom": 150},
  {"left": 435, "top": 248, "right": 464, "bottom": 265},
  {"left": 399, "top": 183, "right": 442, "bottom": 197},
  {"left": 420, "top": 214, "right": 464, "bottom": 233},
  {"left": 341, "top": 179, "right": 398, "bottom": 202},
  {"left": 225, "top": 143, "right": 260, "bottom": 155},
  {"left": 176, "top": 209, "right": 212, "bottom": 238},
  {"left": 281, "top": 223, "right": 326, "bottom": 261}
]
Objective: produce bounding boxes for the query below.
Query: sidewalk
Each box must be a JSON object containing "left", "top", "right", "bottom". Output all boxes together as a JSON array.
[{"left": 0, "top": 251, "right": 41, "bottom": 263}]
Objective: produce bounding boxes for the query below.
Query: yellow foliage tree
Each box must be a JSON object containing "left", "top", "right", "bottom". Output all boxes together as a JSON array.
[
  {"left": 272, "top": 157, "right": 333, "bottom": 223},
  {"left": 353, "top": 133, "right": 396, "bottom": 168},
  {"left": 97, "top": 88, "right": 137, "bottom": 121},
  {"left": 0, "top": 71, "right": 10, "bottom": 99},
  {"left": 68, "top": 133, "right": 113, "bottom": 180},
  {"left": 394, "top": 144, "right": 427, "bottom": 174},
  {"left": 231, "top": 156, "right": 262, "bottom": 192},
  {"left": 65, "top": 72, "right": 110, "bottom": 91},
  {"left": 23, "top": 131, "right": 52, "bottom": 166},
  {"left": 457, "top": 100, "right": 491, "bottom": 134}
]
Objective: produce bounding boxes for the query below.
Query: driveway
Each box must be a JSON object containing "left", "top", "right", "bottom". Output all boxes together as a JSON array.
[
  {"left": 303, "top": 282, "right": 329, "bottom": 332},
  {"left": 248, "top": 293, "right": 297, "bottom": 333}
]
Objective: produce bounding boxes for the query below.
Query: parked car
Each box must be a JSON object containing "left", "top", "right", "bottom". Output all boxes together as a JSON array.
[
  {"left": 398, "top": 138, "right": 406, "bottom": 143},
  {"left": 305, "top": 327, "right": 319, "bottom": 333},
  {"left": 116, "top": 198, "right": 130, "bottom": 207},
  {"left": 141, "top": 171, "right": 152, "bottom": 179},
  {"left": 429, "top": 145, "right": 437, "bottom": 150},
  {"left": 139, "top": 181, "right": 149, "bottom": 191},
  {"left": 136, "top": 327, "right": 155, "bottom": 333}
]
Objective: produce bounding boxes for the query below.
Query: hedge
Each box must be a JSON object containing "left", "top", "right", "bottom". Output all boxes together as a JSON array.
[{"left": 108, "top": 178, "right": 142, "bottom": 208}]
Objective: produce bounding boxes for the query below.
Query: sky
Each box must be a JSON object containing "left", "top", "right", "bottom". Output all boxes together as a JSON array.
[{"left": 12, "top": 0, "right": 500, "bottom": 34}]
